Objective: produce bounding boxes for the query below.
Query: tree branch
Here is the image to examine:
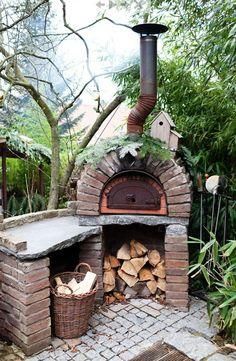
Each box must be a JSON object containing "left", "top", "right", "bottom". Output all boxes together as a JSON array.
[
  {"left": 59, "top": 94, "right": 126, "bottom": 197},
  {"left": 59, "top": 0, "right": 100, "bottom": 97},
  {"left": 0, "top": 46, "right": 56, "bottom": 126},
  {"left": 0, "top": 0, "right": 49, "bottom": 33},
  {"left": 58, "top": 65, "right": 133, "bottom": 119}
]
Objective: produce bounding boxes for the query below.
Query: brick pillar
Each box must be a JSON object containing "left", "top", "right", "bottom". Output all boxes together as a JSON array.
[
  {"left": 78, "top": 234, "right": 104, "bottom": 303},
  {"left": 0, "top": 252, "right": 51, "bottom": 355},
  {"left": 165, "top": 224, "right": 189, "bottom": 311}
]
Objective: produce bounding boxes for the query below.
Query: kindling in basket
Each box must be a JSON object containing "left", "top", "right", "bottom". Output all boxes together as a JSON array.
[{"left": 50, "top": 263, "right": 97, "bottom": 339}]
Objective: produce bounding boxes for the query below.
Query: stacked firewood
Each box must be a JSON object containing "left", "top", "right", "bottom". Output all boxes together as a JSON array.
[{"left": 103, "top": 240, "right": 166, "bottom": 303}]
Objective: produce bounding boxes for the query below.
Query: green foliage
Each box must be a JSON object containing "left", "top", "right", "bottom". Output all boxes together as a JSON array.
[
  {"left": 19, "top": 109, "right": 52, "bottom": 149},
  {"left": 6, "top": 158, "right": 48, "bottom": 194},
  {"left": 113, "top": 0, "right": 236, "bottom": 197},
  {"left": 7, "top": 193, "right": 46, "bottom": 217},
  {"left": 114, "top": 59, "right": 236, "bottom": 181},
  {"left": 7, "top": 195, "right": 20, "bottom": 217},
  {"left": 165, "top": 0, "right": 236, "bottom": 98},
  {"left": 114, "top": 60, "right": 236, "bottom": 241},
  {"left": 189, "top": 234, "right": 236, "bottom": 342},
  {"left": 77, "top": 133, "right": 171, "bottom": 167},
  {"left": 114, "top": 0, "right": 236, "bottom": 98},
  {"left": 0, "top": 129, "right": 51, "bottom": 162}
]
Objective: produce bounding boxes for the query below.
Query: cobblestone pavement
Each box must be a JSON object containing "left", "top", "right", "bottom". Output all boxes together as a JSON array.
[{"left": 1, "top": 297, "right": 235, "bottom": 361}]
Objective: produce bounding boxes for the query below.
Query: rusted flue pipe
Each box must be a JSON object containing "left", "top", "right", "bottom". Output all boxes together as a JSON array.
[{"left": 127, "top": 24, "right": 168, "bottom": 134}]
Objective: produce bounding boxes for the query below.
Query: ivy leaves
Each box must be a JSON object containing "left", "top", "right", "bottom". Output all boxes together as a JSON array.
[{"left": 76, "top": 133, "right": 170, "bottom": 167}]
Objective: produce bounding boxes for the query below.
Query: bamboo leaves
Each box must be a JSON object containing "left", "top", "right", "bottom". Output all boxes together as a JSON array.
[{"left": 189, "top": 234, "right": 236, "bottom": 343}]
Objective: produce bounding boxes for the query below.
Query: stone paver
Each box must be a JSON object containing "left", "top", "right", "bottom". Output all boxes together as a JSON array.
[
  {"left": 119, "top": 350, "right": 135, "bottom": 360},
  {"left": 73, "top": 355, "right": 87, "bottom": 361},
  {"left": 164, "top": 330, "right": 218, "bottom": 361},
  {"left": 1, "top": 297, "right": 234, "bottom": 361},
  {"left": 206, "top": 354, "right": 235, "bottom": 361}
]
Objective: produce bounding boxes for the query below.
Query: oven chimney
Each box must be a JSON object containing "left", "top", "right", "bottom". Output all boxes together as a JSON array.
[{"left": 127, "top": 23, "right": 168, "bottom": 134}]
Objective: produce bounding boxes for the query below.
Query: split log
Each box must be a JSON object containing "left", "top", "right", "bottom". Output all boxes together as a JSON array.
[
  {"left": 105, "top": 295, "right": 116, "bottom": 304},
  {"left": 115, "top": 277, "right": 126, "bottom": 293},
  {"left": 156, "top": 288, "right": 163, "bottom": 296},
  {"left": 118, "top": 269, "right": 138, "bottom": 288},
  {"left": 139, "top": 267, "right": 155, "bottom": 281},
  {"left": 74, "top": 271, "right": 97, "bottom": 295},
  {"left": 148, "top": 250, "right": 161, "bottom": 267},
  {"left": 152, "top": 260, "right": 166, "bottom": 278},
  {"left": 103, "top": 269, "right": 115, "bottom": 286},
  {"left": 131, "top": 240, "right": 148, "bottom": 257},
  {"left": 133, "top": 282, "right": 145, "bottom": 293},
  {"left": 132, "top": 282, "right": 151, "bottom": 298},
  {"left": 156, "top": 278, "right": 166, "bottom": 291},
  {"left": 55, "top": 277, "right": 71, "bottom": 295},
  {"left": 117, "top": 243, "right": 131, "bottom": 260},
  {"left": 156, "top": 292, "right": 165, "bottom": 303},
  {"left": 109, "top": 255, "right": 120, "bottom": 268},
  {"left": 55, "top": 277, "right": 63, "bottom": 286},
  {"left": 103, "top": 255, "right": 111, "bottom": 270},
  {"left": 67, "top": 278, "right": 80, "bottom": 293},
  {"left": 130, "top": 255, "right": 148, "bottom": 273},
  {"left": 113, "top": 291, "right": 125, "bottom": 301},
  {"left": 147, "top": 280, "right": 158, "bottom": 294},
  {"left": 57, "top": 286, "right": 71, "bottom": 295},
  {"left": 123, "top": 286, "right": 138, "bottom": 299},
  {"left": 121, "top": 260, "right": 138, "bottom": 277},
  {"left": 130, "top": 239, "right": 139, "bottom": 258},
  {"left": 139, "top": 285, "right": 151, "bottom": 298},
  {"left": 104, "top": 283, "right": 115, "bottom": 293}
]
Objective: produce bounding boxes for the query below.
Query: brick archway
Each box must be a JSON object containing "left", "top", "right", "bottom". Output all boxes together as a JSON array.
[{"left": 77, "top": 151, "right": 191, "bottom": 218}]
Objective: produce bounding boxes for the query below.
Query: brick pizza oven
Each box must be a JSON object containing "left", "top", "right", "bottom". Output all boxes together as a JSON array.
[
  {"left": 0, "top": 23, "right": 192, "bottom": 356},
  {"left": 76, "top": 23, "right": 192, "bottom": 311}
]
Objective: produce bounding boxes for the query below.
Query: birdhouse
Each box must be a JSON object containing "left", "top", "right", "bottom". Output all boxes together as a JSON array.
[{"left": 150, "top": 111, "right": 182, "bottom": 150}]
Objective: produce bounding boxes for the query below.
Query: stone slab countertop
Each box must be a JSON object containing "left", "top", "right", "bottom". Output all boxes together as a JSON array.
[
  {"left": 1, "top": 216, "right": 101, "bottom": 260},
  {"left": 78, "top": 214, "right": 189, "bottom": 226}
]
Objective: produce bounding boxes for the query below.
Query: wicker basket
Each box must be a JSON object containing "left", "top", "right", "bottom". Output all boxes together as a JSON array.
[{"left": 50, "top": 263, "right": 97, "bottom": 339}]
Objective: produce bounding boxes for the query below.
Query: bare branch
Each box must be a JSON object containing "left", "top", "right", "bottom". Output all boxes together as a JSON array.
[
  {"left": 59, "top": 0, "right": 100, "bottom": 95},
  {"left": 0, "top": 45, "right": 56, "bottom": 126},
  {"left": 0, "top": 0, "right": 49, "bottom": 33},
  {"left": 59, "top": 94, "right": 126, "bottom": 196},
  {"left": 58, "top": 65, "right": 133, "bottom": 119},
  {"left": 24, "top": 75, "right": 59, "bottom": 96},
  {"left": 77, "top": 16, "right": 131, "bottom": 32},
  {"left": 0, "top": 48, "right": 74, "bottom": 99},
  {"left": 28, "top": 16, "right": 131, "bottom": 39}
]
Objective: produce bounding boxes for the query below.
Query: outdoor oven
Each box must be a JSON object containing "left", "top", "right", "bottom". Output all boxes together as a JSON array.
[
  {"left": 76, "top": 23, "right": 192, "bottom": 311},
  {"left": 0, "top": 22, "right": 192, "bottom": 357}
]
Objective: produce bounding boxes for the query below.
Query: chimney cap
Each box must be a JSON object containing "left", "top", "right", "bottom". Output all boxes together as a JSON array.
[{"left": 132, "top": 23, "right": 168, "bottom": 35}]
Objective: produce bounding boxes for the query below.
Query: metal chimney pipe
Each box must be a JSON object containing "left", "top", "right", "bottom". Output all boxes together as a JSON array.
[{"left": 127, "top": 23, "right": 168, "bottom": 134}]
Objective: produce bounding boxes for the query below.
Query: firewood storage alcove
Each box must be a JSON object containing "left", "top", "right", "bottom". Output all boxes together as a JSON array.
[{"left": 103, "top": 224, "right": 166, "bottom": 301}]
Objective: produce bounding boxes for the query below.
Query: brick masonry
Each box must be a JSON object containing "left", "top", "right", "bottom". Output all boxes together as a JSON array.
[
  {"left": 0, "top": 252, "right": 51, "bottom": 356},
  {"left": 165, "top": 225, "right": 189, "bottom": 310},
  {"left": 78, "top": 234, "right": 104, "bottom": 302},
  {"left": 76, "top": 153, "right": 191, "bottom": 218},
  {"left": 76, "top": 152, "right": 191, "bottom": 311}
]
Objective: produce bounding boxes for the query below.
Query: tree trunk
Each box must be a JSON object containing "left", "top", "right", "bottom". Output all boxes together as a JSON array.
[
  {"left": 47, "top": 124, "right": 60, "bottom": 209},
  {"left": 59, "top": 94, "right": 125, "bottom": 198}
]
